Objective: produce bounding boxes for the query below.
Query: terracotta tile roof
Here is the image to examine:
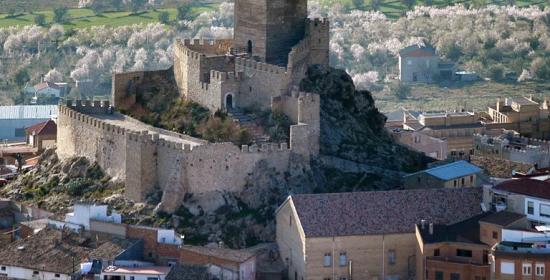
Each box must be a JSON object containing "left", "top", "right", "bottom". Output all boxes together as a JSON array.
[
  {"left": 0, "top": 228, "right": 91, "bottom": 275},
  {"left": 180, "top": 245, "right": 256, "bottom": 263},
  {"left": 25, "top": 119, "right": 57, "bottom": 136},
  {"left": 478, "top": 211, "right": 525, "bottom": 226},
  {"left": 399, "top": 45, "right": 437, "bottom": 57},
  {"left": 494, "top": 178, "right": 550, "bottom": 200},
  {"left": 290, "top": 188, "right": 483, "bottom": 237}
]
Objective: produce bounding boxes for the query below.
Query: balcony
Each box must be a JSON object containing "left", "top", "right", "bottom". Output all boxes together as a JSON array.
[{"left": 426, "top": 256, "right": 489, "bottom": 268}]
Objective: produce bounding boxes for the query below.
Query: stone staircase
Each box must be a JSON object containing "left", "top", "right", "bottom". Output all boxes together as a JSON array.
[{"left": 228, "top": 109, "right": 271, "bottom": 144}]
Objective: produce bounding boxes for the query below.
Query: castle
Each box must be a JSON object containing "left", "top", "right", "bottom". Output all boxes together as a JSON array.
[{"left": 57, "top": 0, "right": 329, "bottom": 211}]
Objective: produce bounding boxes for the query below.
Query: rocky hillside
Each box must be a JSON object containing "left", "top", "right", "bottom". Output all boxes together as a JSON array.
[{"left": 1, "top": 67, "right": 430, "bottom": 248}]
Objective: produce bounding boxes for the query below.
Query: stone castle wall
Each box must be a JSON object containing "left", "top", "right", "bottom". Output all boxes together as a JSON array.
[
  {"left": 112, "top": 68, "right": 174, "bottom": 112},
  {"left": 57, "top": 101, "right": 309, "bottom": 211}
]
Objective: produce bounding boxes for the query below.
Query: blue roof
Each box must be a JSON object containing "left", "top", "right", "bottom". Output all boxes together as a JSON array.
[{"left": 408, "top": 160, "right": 482, "bottom": 181}]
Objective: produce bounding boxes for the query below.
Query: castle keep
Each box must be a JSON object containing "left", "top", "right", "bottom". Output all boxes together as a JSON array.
[{"left": 57, "top": 0, "right": 329, "bottom": 211}]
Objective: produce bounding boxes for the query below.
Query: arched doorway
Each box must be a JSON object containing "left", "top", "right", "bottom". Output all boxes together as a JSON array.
[
  {"left": 225, "top": 93, "right": 234, "bottom": 110},
  {"left": 247, "top": 40, "right": 253, "bottom": 54}
]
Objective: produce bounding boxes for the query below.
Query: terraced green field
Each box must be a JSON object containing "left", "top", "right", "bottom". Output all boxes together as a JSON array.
[{"left": 0, "top": 4, "right": 217, "bottom": 29}]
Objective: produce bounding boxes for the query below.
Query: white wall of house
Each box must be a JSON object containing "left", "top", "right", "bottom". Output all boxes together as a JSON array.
[
  {"left": 239, "top": 257, "right": 256, "bottom": 280},
  {"left": 502, "top": 229, "right": 547, "bottom": 242},
  {"left": 65, "top": 204, "right": 121, "bottom": 230},
  {"left": 525, "top": 197, "right": 550, "bottom": 224},
  {"left": 157, "top": 229, "right": 182, "bottom": 245},
  {"left": 209, "top": 265, "right": 238, "bottom": 280},
  {"left": 0, "top": 265, "right": 71, "bottom": 280}
]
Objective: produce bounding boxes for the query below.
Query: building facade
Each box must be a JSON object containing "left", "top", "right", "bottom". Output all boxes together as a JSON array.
[
  {"left": 398, "top": 45, "right": 455, "bottom": 83},
  {"left": 276, "top": 188, "right": 484, "bottom": 280}
]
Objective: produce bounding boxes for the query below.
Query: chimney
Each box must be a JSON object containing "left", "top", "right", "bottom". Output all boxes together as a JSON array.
[
  {"left": 496, "top": 98, "right": 500, "bottom": 112},
  {"left": 420, "top": 219, "right": 427, "bottom": 230},
  {"left": 429, "top": 223, "right": 434, "bottom": 235}
]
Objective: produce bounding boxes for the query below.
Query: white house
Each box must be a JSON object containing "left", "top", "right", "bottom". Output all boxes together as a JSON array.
[
  {"left": 486, "top": 178, "right": 550, "bottom": 224},
  {"left": 64, "top": 203, "right": 122, "bottom": 230}
]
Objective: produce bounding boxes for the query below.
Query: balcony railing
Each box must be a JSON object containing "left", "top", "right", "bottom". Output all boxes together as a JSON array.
[{"left": 426, "top": 256, "right": 489, "bottom": 267}]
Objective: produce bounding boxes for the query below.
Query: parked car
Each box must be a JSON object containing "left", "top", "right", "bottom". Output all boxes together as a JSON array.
[{"left": 0, "top": 178, "right": 8, "bottom": 186}]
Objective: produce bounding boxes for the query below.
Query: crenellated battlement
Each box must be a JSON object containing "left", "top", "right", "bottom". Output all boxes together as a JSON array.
[
  {"left": 175, "top": 38, "right": 233, "bottom": 58},
  {"left": 240, "top": 142, "right": 290, "bottom": 153},
  {"left": 210, "top": 70, "right": 243, "bottom": 82},
  {"left": 307, "top": 18, "right": 330, "bottom": 30},
  {"left": 65, "top": 99, "right": 111, "bottom": 115},
  {"left": 235, "top": 57, "right": 286, "bottom": 74}
]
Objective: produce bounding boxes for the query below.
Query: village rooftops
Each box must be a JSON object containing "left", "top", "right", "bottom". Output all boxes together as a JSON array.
[
  {"left": 0, "top": 228, "right": 91, "bottom": 275},
  {"left": 404, "top": 160, "right": 482, "bottom": 181},
  {"left": 494, "top": 178, "right": 550, "bottom": 200},
  {"left": 286, "top": 188, "right": 483, "bottom": 237},
  {"left": 89, "top": 237, "right": 141, "bottom": 260},
  {"left": 165, "top": 264, "right": 208, "bottom": 280},
  {"left": 181, "top": 245, "right": 257, "bottom": 263}
]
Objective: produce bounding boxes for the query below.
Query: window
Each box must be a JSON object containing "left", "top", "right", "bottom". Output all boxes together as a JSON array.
[
  {"left": 289, "top": 215, "right": 292, "bottom": 226},
  {"left": 33, "top": 271, "right": 39, "bottom": 275},
  {"left": 470, "top": 175, "right": 473, "bottom": 183},
  {"left": 324, "top": 253, "right": 332, "bottom": 267},
  {"left": 456, "top": 249, "right": 472, "bottom": 257},
  {"left": 434, "top": 249, "right": 440, "bottom": 256},
  {"left": 501, "top": 262, "right": 515, "bottom": 274},
  {"left": 55, "top": 274, "right": 60, "bottom": 278},
  {"left": 461, "top": 177, "right": 465, "bottom": 186},
  {"left": 450, "top": 273, "right": 460, "bottom": 280},
  {"left": 0, "top": 267, "right": 5, "bottom": 271},
  {"left": 414, "top": 135, "right": 421, "bottom": 143},
  {"left": 492, "top": 231, "right": 498, "bottom": 239},
  {"left": 523, "top": 263, "right": 532, "bottom": 275},
  {"left": 528, "top": 201, "right": 535, "bottom": 215},
  {"left": 324, "top": 278, "right": 331, "bottom": 280},
  {"left": 407, "top": 59, "right": 412, "bottom": 65},
  {"left": 130, "top": 277, "right": 135, "bottom": 280},
  {"left": 537, "top": 264, "right": 545, "bottom": 276},
  {"left": 388, "top": 250, "right": 396, "bottom": 265},
  {"left": 435, "top": 271, "right": 444, "bottom": 280},
  {"left": 540, "top": 204, "right": 550, "bottom": 217},
  {"left": 339, "top": 278, "right": 347, "bottom": 280},
  {"left": 339, "top": 252, "right": 347, "bottom": 267},
  {"left": 454, "top": 180, "right": 457, "bottom": 187}
]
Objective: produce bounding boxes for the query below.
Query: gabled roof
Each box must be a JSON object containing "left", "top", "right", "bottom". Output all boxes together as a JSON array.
[
  {"left": 494, "top": 178, "right": 550, "bottom": 200},
  {"left": 405, "top": 160, "right": 482, "bottom": 181},
  {"left": 399, "top": 44, "right": 437, "bottom": 57},
  {"left": 290, "top": 188, "right": 483, "bottom": 237},
  {"left": 180, "top": 245, "right": 256, "bottom": 263},
  {"left": 25, "top": 119, "right": 57, "bottom": 136}
]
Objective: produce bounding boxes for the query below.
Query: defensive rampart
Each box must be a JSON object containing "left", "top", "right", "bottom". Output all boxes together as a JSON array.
[{"left": 56, "top": 99, "right": 318, "bottom": 212}]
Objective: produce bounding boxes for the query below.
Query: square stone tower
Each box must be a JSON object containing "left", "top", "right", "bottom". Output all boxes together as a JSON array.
[{"left": 234, "top": 0, "right": 308, "bottom": 65}]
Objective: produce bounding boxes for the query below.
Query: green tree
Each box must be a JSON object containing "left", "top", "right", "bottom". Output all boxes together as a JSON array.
[
  {"left": 90, "top": 0, "right": 108, "bottom": 15},
  {"left": 158, "top": 11, "right": 170, "bottom": 24},
  {"left": 392, "top": 82, "right": 410, "bottom": 100},
  {"left": 352, "top": 0, "right": 364, "bottom": 8},
  {"left": 177, "top": 5, "right": 192, "bottom": 20},
  {"left": 34, "top": 14, "right": 46, "bottom": 26},
  {"left": 14, "top": 69, "right": 30, "bottom": 88},
  {"left": 487, "top": 64, "right": 505, "bottom": 81},
  {"left": 369, "top": 0, "right": 382, "bottom": 10},
  {"left": 7, "top": 8, "right": 17, "bottom": 18},
  {"left": 401, "top": 0, "right": 416, "bottom": 9},
  {"left": 531, "top": 57, "right": 550, "bottom": 80},
  {"left": 53, "top": 7, "right": 69, "bottom": 24},
  {"left": 127, "top": 0, "right": 147, "bottom": 14},
  {"left": 111, "top": 0, "right": 124, "bottom": 11}
]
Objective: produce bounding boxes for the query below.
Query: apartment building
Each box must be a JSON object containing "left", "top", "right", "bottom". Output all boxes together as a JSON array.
[{"left": 276, "top": 188, "right": 484, "bottom": 280}]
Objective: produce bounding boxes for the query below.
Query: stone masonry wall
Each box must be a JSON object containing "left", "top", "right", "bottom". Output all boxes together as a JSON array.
[{"left": 57, "top": 101, "right": 302, "bottom": 211}]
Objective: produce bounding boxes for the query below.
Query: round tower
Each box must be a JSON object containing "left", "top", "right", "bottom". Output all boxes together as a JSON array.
[{"left": 234, "top": 0, "right": 308, "bottom": 66}]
